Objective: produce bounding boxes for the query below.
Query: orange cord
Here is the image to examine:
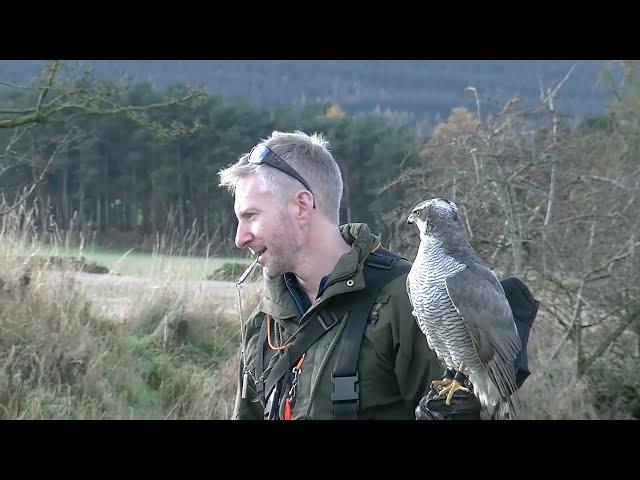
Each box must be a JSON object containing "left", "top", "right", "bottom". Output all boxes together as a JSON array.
[
  {"left": 294, "top": 353, "right": 305, "bottom": 370},
  {"left": 266, "top": 315, "right": 294, "bottom": 351}
]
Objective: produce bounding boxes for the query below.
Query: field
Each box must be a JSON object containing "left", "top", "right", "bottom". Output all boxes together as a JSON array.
[{"left": 7, "top": 243, "right": 248, "bottom": 281}]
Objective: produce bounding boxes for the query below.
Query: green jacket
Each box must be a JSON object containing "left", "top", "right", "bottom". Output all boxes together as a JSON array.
[{"left": 232, "top": 223, "right": 441, "bottom": 420}]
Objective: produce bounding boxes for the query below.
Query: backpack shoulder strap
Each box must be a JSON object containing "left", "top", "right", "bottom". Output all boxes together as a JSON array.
[{"left": 330, "top": 249, "right": 411, "bottom": 419}]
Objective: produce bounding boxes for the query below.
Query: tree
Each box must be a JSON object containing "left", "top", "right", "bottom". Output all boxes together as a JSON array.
[
  {"left": 0, "top": 60, "right": 205, "bottom": 216},
  {"left": 377, "top": 64, "right": 639, "bottom": 417}
]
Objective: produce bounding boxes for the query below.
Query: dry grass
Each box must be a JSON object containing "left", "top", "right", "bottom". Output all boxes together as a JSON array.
[{"left": 0, "top": 206, "right": 261, "bottom": 419}]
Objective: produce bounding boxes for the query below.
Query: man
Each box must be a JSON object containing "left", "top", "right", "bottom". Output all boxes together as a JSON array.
[{"left": 218, "top": 130, "right": 476, "bottom": 420}]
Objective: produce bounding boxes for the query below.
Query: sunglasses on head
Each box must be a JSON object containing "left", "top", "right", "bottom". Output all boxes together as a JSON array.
[{"left": 247, "top": 144, "right": 315, "bottom": 208}]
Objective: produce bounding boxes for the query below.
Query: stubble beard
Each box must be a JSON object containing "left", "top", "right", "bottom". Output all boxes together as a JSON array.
[{"left": 262, "top": 214, "right": 302, "bottom": 279}]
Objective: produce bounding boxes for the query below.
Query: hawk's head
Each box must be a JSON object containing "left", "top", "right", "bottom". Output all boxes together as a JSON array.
[{"left": 407, "top": 198, "right": 461, "bottom": 238}]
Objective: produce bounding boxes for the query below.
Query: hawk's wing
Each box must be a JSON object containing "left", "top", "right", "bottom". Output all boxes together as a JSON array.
[{"left": 444, "top": 262, "right": 521, "bottom": 371}]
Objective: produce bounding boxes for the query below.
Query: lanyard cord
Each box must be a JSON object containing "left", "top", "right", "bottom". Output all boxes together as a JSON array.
[
  {"left": 266, "top": 315, "right": 295, "bottom": 351},
  {"left": 236, "top": 283, "right": 251, "bottom": 399},
  {"left": 236, "top": 254, "right": 262, "bottom": 399}
]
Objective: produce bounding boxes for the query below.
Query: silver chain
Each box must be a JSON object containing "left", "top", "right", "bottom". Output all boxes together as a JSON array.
[
  {"left": 235, "top": 254, "right": 261, "bottom": 399},
  {"left": 236, "top": 282, "right": 250, "bottom": 399}
]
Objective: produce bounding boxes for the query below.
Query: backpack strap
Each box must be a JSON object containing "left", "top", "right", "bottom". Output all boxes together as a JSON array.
[
  {"left": 262, "top": 309, "right": 342, "bottom": 406},
  {"left": 330, "top": 249, "right": 411, "bottom": 419}
]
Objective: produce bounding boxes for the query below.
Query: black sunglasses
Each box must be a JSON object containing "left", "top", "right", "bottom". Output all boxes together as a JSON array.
[{"left": 247, "top": 144, "right": 316, "bottom": 208}]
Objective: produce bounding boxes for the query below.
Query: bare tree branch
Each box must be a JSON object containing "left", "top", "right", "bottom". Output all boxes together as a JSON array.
[
  {"left": 0, "top": 130, "right": 74, "bottom": 215},
  {"left": 581, "top": 308, "right": 640, "bottom": 374}
]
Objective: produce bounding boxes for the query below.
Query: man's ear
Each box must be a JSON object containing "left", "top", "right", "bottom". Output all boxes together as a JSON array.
[{"left": 295, "top": 190, "right": 315, "bottom": 223}]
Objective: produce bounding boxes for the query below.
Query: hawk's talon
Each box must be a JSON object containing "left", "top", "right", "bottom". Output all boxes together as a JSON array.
[
  {"left": 438, "top": 379, "right": 471, "bottom": 405},
  {"left": 431, "top": 378, "right": 453, "bottom": 392}
]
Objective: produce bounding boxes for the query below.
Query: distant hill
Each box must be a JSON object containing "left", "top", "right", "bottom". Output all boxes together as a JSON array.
[{"left": 0, "top": 60, "right": 619, "bottom": 134}]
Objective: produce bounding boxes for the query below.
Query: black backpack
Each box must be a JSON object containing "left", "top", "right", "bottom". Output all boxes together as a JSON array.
[{"left": 500, "top": 277, "right": 540, "bottom": 388}]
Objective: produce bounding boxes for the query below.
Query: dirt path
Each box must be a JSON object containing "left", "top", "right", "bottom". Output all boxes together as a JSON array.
[{"left": 42, "top": 271, "right": 262, "bottom": 322}]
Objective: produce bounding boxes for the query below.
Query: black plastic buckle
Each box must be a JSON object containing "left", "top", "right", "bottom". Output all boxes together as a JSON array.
[{"left": 330, "top": 373, "right": 359, "bottom": 402}]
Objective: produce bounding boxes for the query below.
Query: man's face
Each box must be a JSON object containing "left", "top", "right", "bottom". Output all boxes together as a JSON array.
[{"left": 234, "top": 175, "right": 300, "bottom": 279}]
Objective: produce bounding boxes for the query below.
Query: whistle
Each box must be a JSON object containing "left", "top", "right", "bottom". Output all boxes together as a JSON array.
[{"left": 236, "top": 253, "right": 261, "bottom": 286}]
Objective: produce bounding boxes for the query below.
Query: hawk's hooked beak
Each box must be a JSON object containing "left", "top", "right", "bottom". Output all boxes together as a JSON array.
[{"left": 407, "top": 214, "right": 415, "bottom": 225}]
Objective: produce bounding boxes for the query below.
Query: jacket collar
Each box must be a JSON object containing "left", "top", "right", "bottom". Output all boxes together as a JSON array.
[{"left": 259, "top": 223, "right": 381, "bottom": 323}]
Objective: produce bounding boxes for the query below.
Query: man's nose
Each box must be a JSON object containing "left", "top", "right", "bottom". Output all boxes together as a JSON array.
[{"left": 235, "top": 222, "right": 253, "bottom": 250}]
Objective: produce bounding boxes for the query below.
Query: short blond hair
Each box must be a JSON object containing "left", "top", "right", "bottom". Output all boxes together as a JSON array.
[{"left": 218, "top": 130, "right": 343, "bottom": 224}]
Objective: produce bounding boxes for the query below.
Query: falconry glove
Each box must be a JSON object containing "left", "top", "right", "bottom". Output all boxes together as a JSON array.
[{"left": 415, "top": 386, "right": 482, "bottom": 420}]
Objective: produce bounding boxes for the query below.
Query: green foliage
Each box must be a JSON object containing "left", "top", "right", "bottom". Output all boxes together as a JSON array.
[{"left": 0, "top": 79, "right": 421, "bottom": 248}]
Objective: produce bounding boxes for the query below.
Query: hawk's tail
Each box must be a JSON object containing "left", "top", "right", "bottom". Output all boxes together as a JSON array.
[
  {"left": 491, "top": 391, "right": 522, "bottom": 420},
  {"left": 474, "top": 363, "right": 523, "bottom": 420}
]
